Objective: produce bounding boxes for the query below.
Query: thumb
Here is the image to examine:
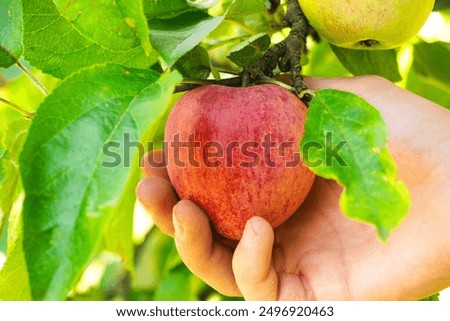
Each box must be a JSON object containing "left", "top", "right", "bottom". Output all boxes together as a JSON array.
[{"left": 232, "top": 217, "right": 278, "bottom": 300}]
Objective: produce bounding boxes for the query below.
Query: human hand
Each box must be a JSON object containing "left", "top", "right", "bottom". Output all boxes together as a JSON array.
[{"left": 136, "top": 76, "right": 450, "bottom": 300}]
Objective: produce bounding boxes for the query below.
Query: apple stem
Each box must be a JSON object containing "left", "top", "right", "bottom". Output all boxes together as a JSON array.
[
  {"left": 256, "top": 76, "right": 294, "bottom": 91},
  {"left": 243, "top": 0, "right": 316, "bottom": 103}
]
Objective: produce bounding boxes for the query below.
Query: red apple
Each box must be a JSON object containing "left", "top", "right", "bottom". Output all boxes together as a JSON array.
[{"left": 165, "top": 84, "right": 315, "bottom": 240}]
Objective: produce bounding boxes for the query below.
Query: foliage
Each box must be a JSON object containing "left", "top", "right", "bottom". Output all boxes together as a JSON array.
[
  {"left": 301, "top": 90, "right": 409, "bottom": 240},
  {"left": 330, "top": 46, "right": 402, "bottom": 82},
  {"left": 0, "top": 0, "right": 448, "bottom": 301},
  {"left": 0, "top": 0, "right": 23, "bottom": 67}
]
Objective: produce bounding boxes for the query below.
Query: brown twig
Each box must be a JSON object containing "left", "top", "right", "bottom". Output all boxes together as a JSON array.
[
  {"left": 173, "top": 0, "right": 317, "bottom": 101},
  {"left": 243, "top": 0, "right": 315, "bottom": 102}
]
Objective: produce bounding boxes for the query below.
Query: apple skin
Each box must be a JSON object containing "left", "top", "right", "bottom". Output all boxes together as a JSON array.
[
  {"left": 299, "top": 0, "right": 435, "bottom": 49},
  {"left": 165, "top": 85, "right": 315, "bottom": 240}
]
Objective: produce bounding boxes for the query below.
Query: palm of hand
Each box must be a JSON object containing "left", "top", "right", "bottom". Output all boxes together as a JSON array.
[
  {"left": 269, "top": 177, "right": 377, "bottom": 300},
  {"left": 260, "top": 136, "right": 449, "bottom": 300},
  {"left": 137, "top": 161, "right": 388, "bottom": 300}
]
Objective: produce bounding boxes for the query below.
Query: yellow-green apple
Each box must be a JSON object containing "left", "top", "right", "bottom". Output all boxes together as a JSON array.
[
  {"left": 165, "top": 85, "right": 315, "bottom": 240},
  {"left": 299, "top": 0, "right": 435, "bottom": 49}
]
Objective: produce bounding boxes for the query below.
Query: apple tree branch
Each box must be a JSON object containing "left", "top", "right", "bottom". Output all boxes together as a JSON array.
[{"left": 243, "top": 0, "right": 317, "bottom": 102}]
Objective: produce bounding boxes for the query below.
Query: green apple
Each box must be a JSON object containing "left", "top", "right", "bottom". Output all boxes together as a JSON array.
[{"left": 299, "top": 0, "right": 435, "bottom": 49}]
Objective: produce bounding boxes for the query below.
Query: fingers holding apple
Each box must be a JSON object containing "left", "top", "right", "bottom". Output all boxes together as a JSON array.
[
  {"left": 232, "top": 217, "right": 278, "bottom": 300},
  {"left": 172, "top": 200, "right": 242, "bottom": 297},
  {"left": 140, "top": 150, "right": 170, "bottom": 181},
  {"left": 137, "top": 151, "right": 242, "bottom": 296},
  {"left": 136, "top": 166, "right": 293, "bottom": 300},
  {"left": 136, "top": 179, "right": 177, "bottom": 238}
]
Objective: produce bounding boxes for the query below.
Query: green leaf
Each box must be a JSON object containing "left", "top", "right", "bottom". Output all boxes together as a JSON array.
[
  {"left": 187, "top": 0, "right": 219, "bottom": 10},
  {"left": 99, "top": 85, "right": 180, "bottom": 272},
  {"left": 52, "top": 0, "right": 152, "bottom": 56},
  {"left": 133, "top": 228, "right": 180, "bottom": 291},
  {"left": 405, "top": 42, "right": 450, "bottom": 109},
  {"left": 19, "top": 64, "right": 181, "bottom": 300},
  {"left": 301, "top": 90, "right": 410, "bottom": 239},
  {"left": 330, "top": 45, "right": 402, "bottom": 82},
  {"left": 434, "top": 0, "right": 450, "bottom": 11},
  {"left": 153, "top": 265, "right": 203, "bottom": 301},
  {"left": 116, "top": 0, "right": 153, "bottom": 56},
  {"left": 103, "top": 165, "right": 139, "bottom": 275},
  {"left": 0, "top": 147, "right": 5, "bottom": 183},
  {"left": 406, "top": 67, "right": 450, "bottom": 110},
  {"left": 0, "top": 232, "right": 31, "bottom": 300},
  {"left": 0, "top": 198, "right": 32, "bottom": 300},
  {"left": 227, "top": 0, "right": 269, "bottom": 19},
  {"left": 53, "top": 0, "right": 138, "bottom": 51},
  {"left": 228, "top": 33, "right": 270, "bottom": 68},
  {"left": 0, "top": 0, "right": 23, "bottom": 67},
  {"left": 22, "top": 0, "right": 157, "bottom": 78},
  {"left": 303, "top": 42, "right": 351, "bottom": 78},
  {"left": 143, "top": 0, "right": 196, "bottom": 19},
  {"left": 225, "top": 0, "right": 272, "bottom": 34},
  {"left": 412, "top": 42, "right": 450, "bottom": 91},
  {"left": 420, "top": 293, "right": 440, "bottom": 301},
  {"left": 149, "top": 11, "right": 224, "bottom": 67},
  {"left": 104, "top": 115, "right": 165, "bottom": 273},
  {"left": 0, "top": 119, "right": 30, "bottom": 233},
  {"left": 175, "top": 46, "right": 212, "bottom": 79}
]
